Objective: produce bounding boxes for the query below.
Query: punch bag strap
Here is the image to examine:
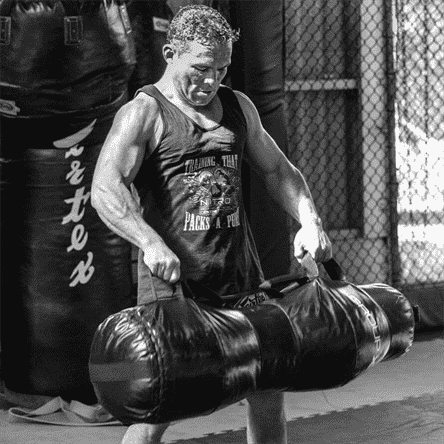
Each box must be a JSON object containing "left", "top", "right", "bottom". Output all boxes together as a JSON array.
[
  {"left": 61, "top": 0, "right": 132, "bottom": 45},
  {"left": 299, "top": 254, "right": 347, "bottom": 282},
  {"left": 64, "top": 15, "right": 83, "bottom": 45},
  {"left": 259, "top": 255, "right": 347, "bottom": 295},
  {"left": 181, "top": 279, "right": 226, "bottom": 308},
  {"left": 8, "top": 396, "right": 121, "bottom": 426},
  {"left": 137, "top": 263, "right": 184, "bottom": 305},
  {"left": 61, "top": 0, "right": 91, "bottom": 46},
  {"left": 322, "top": 258, "right": 347, "bottom": 281},
  {"left": 0, "top": 0, "right": 132, "bottom": 47},
  {"left": 0, "top": 0, "right": 12, "bottom": 45},
  {"left": 0, "top": 16, "right": 10, "bottom": 45}
]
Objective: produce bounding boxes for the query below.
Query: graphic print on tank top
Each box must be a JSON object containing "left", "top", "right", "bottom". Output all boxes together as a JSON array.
[{"left": 182, "top": 153, "right": 240, "bottom": 232}]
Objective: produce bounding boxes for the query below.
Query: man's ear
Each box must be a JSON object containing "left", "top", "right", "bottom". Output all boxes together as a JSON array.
[{"left": 163, "top": 44, "right": 176, "bottom": 64}]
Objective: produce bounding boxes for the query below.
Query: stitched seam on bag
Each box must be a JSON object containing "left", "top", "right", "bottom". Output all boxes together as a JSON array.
[
  {"left": 327, "top": 286, "right": 360, "bottom": 384},
  {"left": 238, "top": 310, "right": 262, "bottom": 391},
  {"left": 196, "top": 306, "right": 227, "bottom": 415},
  {"left": 134, "top": 307, "right": 164, "bottom": 423}
]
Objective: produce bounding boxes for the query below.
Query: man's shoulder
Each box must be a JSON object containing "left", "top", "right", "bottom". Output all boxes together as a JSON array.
[
  {"left": 218, "top": 85, "right": 251, "bottom": 112},
  {"left": 115, "top": 90, "right": 162, "bottom": 126},
  {"left": 107, "top": 89, "right": 164, "bottom": 144},
  {"left": 230, "top": 89, "right": 250, "bottom": 105},
  {"left": 131, "top": 88, "right": 162, "bottom": 112},
  {"left": 227, "top": 90, "right": 257, "bottom": 123},
  {"left": 219, "top": 84, "right": 239, "bottom": 100}
]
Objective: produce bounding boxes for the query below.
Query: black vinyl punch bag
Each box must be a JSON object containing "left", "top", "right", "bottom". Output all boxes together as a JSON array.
[
  {"left": 0, "top": 0, "right": 136, "bottom": 404},
  {"left": 126, "top": 0, "right": 173, "bottom": 98},
  {"left": 0, "top": 0, "right": 136, "bottom": 115},
  {"left": 89, "top": 258, "right": 416, "bottom": 425},
  {"left": 228, "top": 0, "right": 291, "bottom": 278}
]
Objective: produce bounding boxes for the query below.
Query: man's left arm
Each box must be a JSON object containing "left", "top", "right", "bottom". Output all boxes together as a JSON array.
[{"left": 234, "top": 91, "right": 332, "bottom": 263}]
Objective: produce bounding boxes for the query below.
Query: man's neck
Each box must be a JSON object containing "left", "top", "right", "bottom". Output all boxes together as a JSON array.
[{"left": 154, "top": 81, "right": 223, "bottom": 129}]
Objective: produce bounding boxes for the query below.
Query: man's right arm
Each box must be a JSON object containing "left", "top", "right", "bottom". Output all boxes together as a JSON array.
[{"left": 91, "top": 94, "right": 181, "bottom": 283}]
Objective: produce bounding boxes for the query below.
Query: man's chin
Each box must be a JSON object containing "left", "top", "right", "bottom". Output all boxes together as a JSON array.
[{"left": 192, "top": 92, "right": 215, "bottom": 106}]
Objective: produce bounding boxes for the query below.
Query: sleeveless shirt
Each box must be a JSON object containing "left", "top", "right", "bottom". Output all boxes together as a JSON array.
[{"left": 134, "top": 84, "right": 264, "bottom": 297}]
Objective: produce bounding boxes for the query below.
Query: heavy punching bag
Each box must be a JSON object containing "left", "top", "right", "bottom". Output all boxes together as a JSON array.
[
  {"left": 89, "top": 260, "right": 416, "bottom": 425},
  {"left": 0, "top": 0, "right": 136, "bottom": 115},
  {"left": 228, "top": 0, "right": 292, "bottom": 279},
  {"left": 126, "top": 0, "right": 173, "bottom": 98},
  {"left": 0, "top": 0, "right": 135, "bottom": 404}
]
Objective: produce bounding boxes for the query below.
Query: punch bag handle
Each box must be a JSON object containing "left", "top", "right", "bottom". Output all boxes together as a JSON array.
[
  {"left": 139, "top": 266, "right": 226, "bottom": 307},
  {"left": 301, "top": 254, "right": 347, "bottom": 282},
  {"left": 260, "top": 255, "right": 347, "bottom": 295},
  {"left": 181, "top": 279, "right": 226, "bottom": 308},
  {"left": 322, "top": 258, "right": 347, "bottom": 281},
  {"left": 138, "top": 265, "right": 185, "bottom": 305}
]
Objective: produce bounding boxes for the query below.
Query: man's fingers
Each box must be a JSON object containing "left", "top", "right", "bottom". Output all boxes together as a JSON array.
[
  {"left": 162, "top": 261, "right": 181, "bottom": 284},
  {"left": 293, "top": 227, "right": 332, "bottom": 264},
  {"left": 169, "top": 267, "right": 181, "bottom": 284},
  {"left": 143, "top": 244, "right": 181, "bottom": 284},
  {"left": 293, "top": 240, "right": 305, "bottom": 261}
]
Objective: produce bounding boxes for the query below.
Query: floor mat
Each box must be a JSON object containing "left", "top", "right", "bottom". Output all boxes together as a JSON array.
[
  {"left": 169, "top": 391, "right": 444, "bottom": 444},
  {"left": 1, "top": 334, "right": 442, "bottom": 443}
]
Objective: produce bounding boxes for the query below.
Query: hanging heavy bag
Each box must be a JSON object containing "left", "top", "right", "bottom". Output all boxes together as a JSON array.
[
  {"left": 228, "top": 0, "right": 291, "bottom": 278},
  {"left": 88, "top": 257, "right": 416, "bottom": 425},
  {"left": 0, "top": 94, "right": 134, "bottom": 404},
  {"left": 0, "top": 0, "right": 136, "bottom": 404},
  {"left": 0, "top": 0, "right": 136, "bottom": 116},
  {"left": 126, "top": 0, "right": 172, "bottom": 98}
]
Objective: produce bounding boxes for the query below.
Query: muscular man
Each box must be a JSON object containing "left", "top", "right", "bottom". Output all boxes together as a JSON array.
[{"left": 92, "top": 5, "right": 331, "bottom": 443}]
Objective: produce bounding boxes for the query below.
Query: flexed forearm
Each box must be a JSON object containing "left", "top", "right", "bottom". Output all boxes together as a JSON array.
[
  {"left": 236, "top": 89, "right": 331, "bottom": 262},
  {"left": 91, "top": 180, "right": 161, "bottom": 250},
  {"left": 92, "top": 179, "right": 180, "bottom": 283},
  {"left": 264, "top": 161, "right": 331, "bottom": 262},
  {"left": 264, "top": 158, "right": 322, "bottom": 227}
]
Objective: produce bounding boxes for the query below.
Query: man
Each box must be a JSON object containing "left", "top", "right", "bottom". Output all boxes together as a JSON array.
[{"left": 91, "top": 5, "right": 332, "bottom": 443}]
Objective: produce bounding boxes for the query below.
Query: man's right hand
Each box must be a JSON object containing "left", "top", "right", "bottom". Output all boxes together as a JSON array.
[{"left": 142, "top": 240, "right": 181, "bottom": 284}]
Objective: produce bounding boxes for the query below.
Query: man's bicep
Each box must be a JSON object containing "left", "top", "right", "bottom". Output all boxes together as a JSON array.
[
  {"left": 95, "top": 101, "right": 153, "bottom": 187},
  {"left": 243, "top": 134, "right": 281, "bottom": 179},
  {"left": 235, "top": 93, "right": 283, "bottom": 175}
]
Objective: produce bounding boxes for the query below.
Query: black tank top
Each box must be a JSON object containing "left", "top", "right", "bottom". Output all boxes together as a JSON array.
[{"left": 134, "top": 84, "right": 263, "bottom": 296}]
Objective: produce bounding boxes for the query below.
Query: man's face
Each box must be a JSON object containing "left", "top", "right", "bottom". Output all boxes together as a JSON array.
[{"left": 168, "top": 40, "right": 232, "bottom": 107}]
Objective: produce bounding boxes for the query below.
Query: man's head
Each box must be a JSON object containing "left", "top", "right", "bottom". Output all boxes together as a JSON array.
[
  {"left": 163, "top": 5, "right": 238, "bottom": 107},
  {"left": 166, "top": 5, "right": 239, "bottom": 55}
]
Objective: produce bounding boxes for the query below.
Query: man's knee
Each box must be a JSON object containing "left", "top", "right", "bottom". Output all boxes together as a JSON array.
[{"left": 121, "top": 422, "right": 170, "bottom": 444}]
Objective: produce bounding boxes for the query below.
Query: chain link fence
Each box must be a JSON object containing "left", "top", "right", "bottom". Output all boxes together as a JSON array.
[
  {"left": 284, "top": 0, "right": 444, "bottom": 289},
  {"left": 395, "top": 0, "right": 444, "bottom": 287}
]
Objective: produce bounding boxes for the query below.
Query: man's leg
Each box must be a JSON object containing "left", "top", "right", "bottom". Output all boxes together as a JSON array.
[
  {"left": 246, "top": 391, "right": 287, "bottom": 444},
  {"left": 121, "top": 423, "right": 170, "bottom": 444}
]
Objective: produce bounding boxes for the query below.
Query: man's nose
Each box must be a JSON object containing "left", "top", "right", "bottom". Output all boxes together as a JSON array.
[{"left": 204, "top": 70, "right": 219, "bottom": 85}]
